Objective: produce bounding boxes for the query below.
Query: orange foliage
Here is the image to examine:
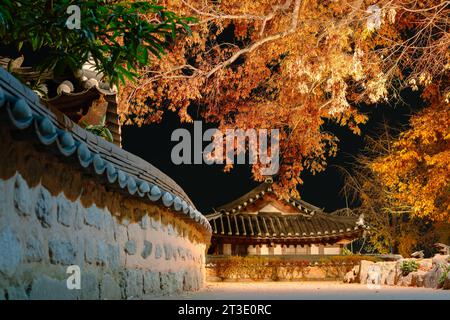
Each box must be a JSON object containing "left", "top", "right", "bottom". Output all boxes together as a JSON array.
[
  {"left": 118, "top": 0, "right": 449, "bottom": 197},
  {"left": 372, "top": 82, "right": 450, "bottom": 222}
]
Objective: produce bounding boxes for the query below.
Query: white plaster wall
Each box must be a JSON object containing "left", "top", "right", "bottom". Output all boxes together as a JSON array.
[
  {"left": 273, "top": 245, "right": 282, "bottom": 255},
  {"left": 260, "top": 245, "right": 269, "bottom": 255},
  {"left": 310, "top": 244, "right": 319, "bottom": 255},
  {"left": 324, "top": 246, "right": 341, "bottom": 255}
]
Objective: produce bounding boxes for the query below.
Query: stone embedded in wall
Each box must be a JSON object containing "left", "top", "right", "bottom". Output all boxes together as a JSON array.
[
  {"left": 140, "top": 214, "right": 149, "bottom": 230},
  {"left": 173, "top": 247, "right": 178, "bottom": 261},
  {"left": 81, "top": 273, "right": 100, "bottom": 300},
  {"left": 97, "top": 240, "right": 108, "bottom": 266},
  {"left": 35, "top": 187, "right": 53, "bottom": 228},
  {"left": 125, "top": 240, "right": 137, "bottom": 255},
  {"left": 160, "top": 272, "right": 183, "bottom": 294},
  {"left": 85, "top": 238, "right": 96, "bottom": 264},
  {"left": 103, "top": 213, "right": 115, "bottom": 241},
  {"left": 0, "top": 226, "right": 22, "bottom": 277},
  {"left": 123, "top": 269, "right": 144, "bottom": 299},
  {"left": 107, "top": 244, "right": 120, "bottom": 270},
  {"left": 100, "top": 274, "right": 122, "bottom": 300},
  {"left": 150, "top": 216, "right": 159, "bottom": 230},
  {"left": 5, "top": 286, "right": 28, "bottom": 300},
  {"left": 197, "top": 268, "right": 204, "bottom": 288},
  {"left": 29, "top": 275, "right": 78, "bottom": 300},
  {"left": 25, "top": 233, "right": 44, "bottom": 263},
  {"left": 143, "top": 271, "right": 160, "bottom": 294},
  {"left": 56, "top": 196, "right": 73, "bottom": 227},
  {"left": 155, "top": 244, "right": 162, "bottom": 259},
  {"left": 183, "top": 270, "right": 199, "bottom": 291},
  {"left": 85, "top": 205, "right": 103, "bottom": 230},
  {"left": 74, "top": 202, "right": 85, "bottom": 231},
  {"left": 178, "top": 247, "right": 185, "bottom": 261},
  {"left": 168, "top": 224, "right": 174, "bottom": 235},
  {"left": 141, "top": 240, "right": 152, "bottom": 259},
  {"left": 164, "top": 243, "right": 172, "bottom": 261},
  {"left": 48, "top": 240, "right": 76, "bottom": 265},
  {"left": 14, "top": 174, "right": 32, "bottom": 216},
  {"left": 114, "top": 223, "right": 128, "bottom": 245}
]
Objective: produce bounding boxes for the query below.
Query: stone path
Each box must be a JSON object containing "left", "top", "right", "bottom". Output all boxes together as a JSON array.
[{"left": 159, "top": 281, "right": 450, "bottom": 300}]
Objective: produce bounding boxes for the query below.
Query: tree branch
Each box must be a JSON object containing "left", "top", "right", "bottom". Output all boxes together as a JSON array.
[{"left": 204, "top": 0, "right": 302, "bottom": 78}]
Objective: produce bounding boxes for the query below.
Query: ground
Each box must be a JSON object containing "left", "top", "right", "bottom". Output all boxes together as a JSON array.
[{"left": 156, "top": 282, "right": 450, "bottom": 300}]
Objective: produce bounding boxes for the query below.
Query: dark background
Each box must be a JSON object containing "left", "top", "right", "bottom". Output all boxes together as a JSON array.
[{"left": 122, "top": 89, "right": 423, "bottom": 214}]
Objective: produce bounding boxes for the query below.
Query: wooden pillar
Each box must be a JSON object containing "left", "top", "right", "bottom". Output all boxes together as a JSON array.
[
  {"left": 318, "top": 244, "right": 325, "bottom": 255},
  {"left": 223, "top": 243, "right": 232, "bottom": 255}
]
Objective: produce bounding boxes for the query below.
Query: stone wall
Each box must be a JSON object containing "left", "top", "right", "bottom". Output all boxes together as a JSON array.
[{"left": 0, "top": 126, "right": 209, "bottom": 299}]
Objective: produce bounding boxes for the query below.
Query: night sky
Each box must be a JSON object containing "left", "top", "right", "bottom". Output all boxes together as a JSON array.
[{"left": 122, "top": 89, "right": 423, "bottom": 214}]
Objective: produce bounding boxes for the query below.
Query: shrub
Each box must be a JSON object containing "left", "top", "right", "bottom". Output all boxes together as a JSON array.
[
  {"left": 213, "top": 256, "right": 311, "bottom": 281},
  {"left": 438, "top": 265, "right": 450, "bottom": 287},
  {"left": 82, "top": 115, "right": 113, "bottom": 142},
  {"left": 211, "top": 255, "right": 383, "bottom": 281},
  {"left": 400, "top": 260, "right": 420, "bottom": 276}
]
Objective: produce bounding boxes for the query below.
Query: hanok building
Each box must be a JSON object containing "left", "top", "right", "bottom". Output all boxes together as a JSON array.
[{"left": 207, "top": 181, "right": 365, "bottom": 256}]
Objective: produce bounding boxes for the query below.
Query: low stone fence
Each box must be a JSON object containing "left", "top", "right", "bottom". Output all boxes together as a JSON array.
[
  {"left": 206, "top": 255, "right": 397, "bottom": 282},
  {"left": 344, "top": 254, "right": 450, "bottom": 290}
]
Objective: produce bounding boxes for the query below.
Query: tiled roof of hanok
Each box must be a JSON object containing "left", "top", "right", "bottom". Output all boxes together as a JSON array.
[
  {"left": 42, "top": 85, "right": 121, "bottom": 146},
  {"left": 206, "top": 181, "right": 364, "bottom": 242},
  {"left": 1, "top": 57, "right": 122, "bottom": 146},
  {"left": 0, "top": 67, "right": 211, "bottom": 233}
]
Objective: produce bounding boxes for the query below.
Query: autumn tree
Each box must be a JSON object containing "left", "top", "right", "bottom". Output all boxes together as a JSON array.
[
  {"left": 341, "top": 123, "right": 438, "bottom": 256},
  {"left": 371, "top": 81, "right": 450, "bottom": 222},
  {"left": 119, "top": 0, "right": 449, "bottom": 197}
]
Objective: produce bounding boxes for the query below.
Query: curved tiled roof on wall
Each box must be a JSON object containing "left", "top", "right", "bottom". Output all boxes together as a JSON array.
[
  {"left": 0, "top": 67, "right": 211, "bottom": 233},
  {"left": 207, "top": 181, "right": 364, "bottom": 243}
]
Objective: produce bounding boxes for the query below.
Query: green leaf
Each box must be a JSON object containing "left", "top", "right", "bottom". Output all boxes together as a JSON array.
[
  {"left": 104, "top": 128, "right": 114, "bottom": 142},
  {"left": 100, "top": 114, "right": 106, "bottom": 126}
]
